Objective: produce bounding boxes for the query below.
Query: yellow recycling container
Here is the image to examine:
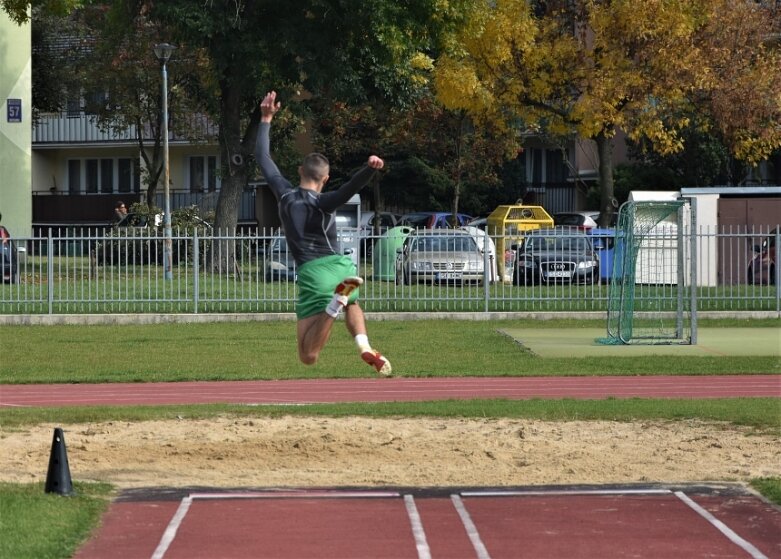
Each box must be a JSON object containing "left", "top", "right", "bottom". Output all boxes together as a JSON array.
[{"left": 486, "top": 205, "right": 554, "bottom": 282}]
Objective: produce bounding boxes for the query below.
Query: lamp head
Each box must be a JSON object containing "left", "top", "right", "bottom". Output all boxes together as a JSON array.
[{"left": 153, "top": 43, "right": 177, "bottom": 63}]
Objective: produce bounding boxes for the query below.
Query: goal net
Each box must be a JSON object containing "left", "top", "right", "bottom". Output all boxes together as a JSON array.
[{"left": 597, "top": 199, "right": 697, "bottom": 345}]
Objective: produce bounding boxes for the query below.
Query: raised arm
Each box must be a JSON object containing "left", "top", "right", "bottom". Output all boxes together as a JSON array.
[
  {"left": 255, "top": 91, "right": 290, "bottom": 199},
  {"left": 319, "top": 156, "right": 384, "bottom": 211}
]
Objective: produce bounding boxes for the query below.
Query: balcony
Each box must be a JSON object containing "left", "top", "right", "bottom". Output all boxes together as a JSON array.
[
  {"left": 33, "top": 111, "right": 218, "bottom": 145},
  {"left": 33, "top": 112, "right": 139, "bottom": 145}
]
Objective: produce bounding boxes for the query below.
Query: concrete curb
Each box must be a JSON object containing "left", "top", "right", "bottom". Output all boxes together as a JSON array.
[{"left": 0, "top": 311, "right": 777, "bottom": 326}]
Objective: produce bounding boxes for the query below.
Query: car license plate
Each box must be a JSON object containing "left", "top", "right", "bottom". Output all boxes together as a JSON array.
[
  {"left": 547, "top": 271, "right": 570, "bottom": 278},
  {"left": 438, "top": 272, "right": 462, "bottom": 280}
]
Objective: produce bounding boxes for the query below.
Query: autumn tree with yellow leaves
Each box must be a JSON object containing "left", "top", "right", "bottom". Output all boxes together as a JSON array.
[{"left": 434, "top": 0, "right": 781, "bottom": 224}]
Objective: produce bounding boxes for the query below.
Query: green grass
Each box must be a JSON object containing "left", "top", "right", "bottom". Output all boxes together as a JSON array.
[
  {"left": 1, "top": 398, "right": 779, "bottom": 431},
  {"left": 750, "top": 478, "right": 781, "bottom": 505},
  {"left": 0, "top": 482, "right": 112, "bottom": 559},
  {"left": 1, "top": 319, "right": 779, "bottom": 384}
]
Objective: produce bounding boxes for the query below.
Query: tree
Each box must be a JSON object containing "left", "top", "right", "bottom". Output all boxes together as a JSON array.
[
  {"left": 690, "top": 0, "right": 781, "bottom": 173},
  {"left": 434, "top": 0, "right": 781, "bottom": 225},
  {"left": 2, "top": 0, "right": 80, "bottom": 23},
  {"left": 110, "top": 0, "right": 456, "bottom": 270},
  {"left": 71, "top": 4, "right": 209, "bottom": 202},
  {"left": 30, "top": 7, "right": 83, "bottom": 117},
  {"left": 310, "top": 89, "right": 518, "bottom": 219}
]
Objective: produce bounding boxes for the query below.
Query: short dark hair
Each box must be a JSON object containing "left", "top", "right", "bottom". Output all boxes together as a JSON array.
[
  {"left": 301, "top": 153, "right": 329, "bottom": 182},
  {"left": 115, "top": 201, "right": 126, "bottom": 209}
]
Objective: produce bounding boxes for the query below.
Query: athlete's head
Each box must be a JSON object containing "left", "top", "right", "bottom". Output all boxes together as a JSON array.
[{"left": 299, "top": 152, "right": 330, "bottom": 187}]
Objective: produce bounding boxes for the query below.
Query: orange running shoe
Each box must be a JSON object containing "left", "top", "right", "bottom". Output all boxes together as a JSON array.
[
  {"left": 361, "top": 349, "right": 392, "bottom": 377},
  {"left": 334, "top": 276, "right": 363, "bottom": 298}
]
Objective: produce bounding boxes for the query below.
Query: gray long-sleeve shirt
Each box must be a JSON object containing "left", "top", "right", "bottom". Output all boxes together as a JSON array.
[{"left": 255, "top": 122, "right": 377, "bottom": 267}]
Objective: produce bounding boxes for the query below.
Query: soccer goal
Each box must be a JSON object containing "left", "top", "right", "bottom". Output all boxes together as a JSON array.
[{"left": 597, "top": 199, "right": 697, "bottom": 345}]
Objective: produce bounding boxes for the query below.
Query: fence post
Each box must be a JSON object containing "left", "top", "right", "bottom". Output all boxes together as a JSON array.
[
  {"left": 193, "top": 229, "right": 199, "bottom": 314},
  {"left": 47, "top": 228, "right": 54, "bottom": 314},
  {"left": 773, "top": 227, "right": 781, "bottom": 318},
  {"left": 483, "top": 238, "right": 490, "bottom": 313}
]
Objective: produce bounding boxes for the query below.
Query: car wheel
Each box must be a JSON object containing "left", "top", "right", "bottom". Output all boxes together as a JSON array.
[
  {"left": 747, "top": 265, "right": 755, "bottom": 285},
  {"left": 404, "top": 271, "right": 412, "bottom": 285},
  {"left": 771, "top": 264, "right": 776, "bottom": 285}
]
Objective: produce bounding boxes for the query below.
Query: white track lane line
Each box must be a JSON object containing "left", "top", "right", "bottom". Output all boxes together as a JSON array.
[
  {"left": 151, "top": 495, "right": 192, "bottom": 559},
  {"left": 461, "top": 488, "right": 671, "bottom": 497},
  {"left": 190, "top": 490, "right": 399, "bottom": 499},
  {"left": 451, "top": 494, "right": 491, "bottom": 559},
  {"left": 674, "top": 491, "right": 768, "bottom": 559},
  {"left": 404, "top": 495, "right": 431, "bottom": 559}
]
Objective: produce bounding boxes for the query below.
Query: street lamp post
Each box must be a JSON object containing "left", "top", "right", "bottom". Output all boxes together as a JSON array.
[{"left": 154, "top": 43, "right": 176, "bottom": 280}]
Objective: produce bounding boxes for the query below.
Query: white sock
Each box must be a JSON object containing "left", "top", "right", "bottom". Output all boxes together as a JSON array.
[
  {"left": 325, "top": 295, "right": 348, "bottom": 318},
  {"left": 355, "top": 334, "right": 371, "bottom": 353}
]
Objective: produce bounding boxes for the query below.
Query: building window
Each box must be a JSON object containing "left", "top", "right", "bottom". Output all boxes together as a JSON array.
[
  {"left": 84, "top": 91, "right": 108, "bottom": 116},
  {"left": 526, "top": 148, "right": 570, "bottom": 185},
  {"left": 208, "top": 156, "right": 217, "bottom": 192},
  {"left": 86, "top": 159, "right": 98, "bottom": 193},
  {"left": 118, "top": 159, "right": 132, "bottom": 192},
  {"left": 189, "top": 157, "right": 205, "bottom": 192},
  {"left": 100, "top": 159, "right": 113, "bottom": 193},
  {"left": 545, "top": 149, "right": 569, "bottom": 183},
  {"left": 187, "top": 155, "right": 220, "bottom": 192},
  {"left": 68, "top": 160, "right": 80, "bottom": 194},
  {"left": 68, "top": 157, "right": 140, "bottom": 194},
  {"left": 66, "top": 97, "right": 80, "bottom": 118}
]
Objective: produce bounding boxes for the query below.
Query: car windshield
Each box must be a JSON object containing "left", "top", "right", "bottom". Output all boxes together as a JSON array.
[
  {"left": 411, "top": 235, "right": 476, "bottom": 252},
  {"left": 525, "top": 236, "right": 590, "bottom": 252},
  {"left": 554, "top": 214, "right": 582, "bottom": 226},
  {"left": 402, "top": 214, "right": 431, "bottom": 227},
  {"left": 271, "top": 237, "right": 287, "bottom": 252}
]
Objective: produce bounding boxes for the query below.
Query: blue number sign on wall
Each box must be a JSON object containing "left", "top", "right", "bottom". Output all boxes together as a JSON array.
[{"left": 7, "top": 99, "right": 22, "bottom": 123}]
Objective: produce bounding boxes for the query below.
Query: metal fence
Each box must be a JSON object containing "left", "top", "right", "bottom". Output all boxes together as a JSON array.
[{"left": 1, "top": 226, "right": 778, "bottom": 315}]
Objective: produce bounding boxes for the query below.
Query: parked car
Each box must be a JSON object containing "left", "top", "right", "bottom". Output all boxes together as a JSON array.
[
  {"left": 513, "top": 229, "right": 599, "bottom": 285},
  {"left": 359, "top": 211, "right": 400, "bottom": 257},
  {"left": 466, "top": 216, "right": 488, "bottom": 230},
  {"left": 395, "top": 229, "right": 485, "bottom": 285},
  {"left": 399, "top": 212, "right": 473, "bottom": 229},
  {"left": 747, "top": 228, "right": 777, "bottom": 285},
  {"left": 264, "top": 236, "right": 297, "bottom": 282},
  {"left": 1, "top": 224, "right": 19, "bottom": 283},
  {"left": 552, "top": 211, "right": 599, "bottom": 230}
]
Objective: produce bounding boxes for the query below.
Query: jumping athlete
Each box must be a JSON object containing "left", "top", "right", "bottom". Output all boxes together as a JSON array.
[{"left": 255, "top": 91, "right": 392, "bottom": 376}]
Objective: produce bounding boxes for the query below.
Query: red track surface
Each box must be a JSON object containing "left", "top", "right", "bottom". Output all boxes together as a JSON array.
[
  {"left": 73, "top": 487, "right": 781, "bottom": 559},
  {"left": 2, "top": 375, "right": 779, "bottom": 407}
]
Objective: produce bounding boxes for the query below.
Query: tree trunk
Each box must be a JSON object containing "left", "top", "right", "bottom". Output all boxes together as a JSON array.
[
  {"left": 210, "top": 80, "right": 248, "bottom": 273},
  {"left": 595, "top": 130, "right": 616, "bottom": 227}
]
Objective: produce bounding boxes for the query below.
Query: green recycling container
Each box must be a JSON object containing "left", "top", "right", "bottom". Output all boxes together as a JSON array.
[{"left": 371, "top": 226, "right": 413, "bottom": 281}]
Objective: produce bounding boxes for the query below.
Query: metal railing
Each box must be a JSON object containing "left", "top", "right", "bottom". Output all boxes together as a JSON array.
[{"left": 1, "top": 226, "right": 778, "bottom": 315}]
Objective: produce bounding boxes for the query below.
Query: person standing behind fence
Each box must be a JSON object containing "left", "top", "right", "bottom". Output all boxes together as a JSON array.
[
  {"left": 255, "top": 90, "right": 392, "bottom": 376},
  {"left": 112, "top": 201, "right": 128, "bottom": 225}
]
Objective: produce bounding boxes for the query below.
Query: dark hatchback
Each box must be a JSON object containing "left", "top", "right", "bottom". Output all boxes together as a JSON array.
[{"left": 513, "top": 229, "right": 599, "bottom": 285}]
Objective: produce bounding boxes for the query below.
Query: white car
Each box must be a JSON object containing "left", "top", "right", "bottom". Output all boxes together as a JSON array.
[
  {"left": 552, "top": 211, "right": 600, "bottom": 230},
  {"left": 395, "top": 230, "right": 485, "bottom": 285}
]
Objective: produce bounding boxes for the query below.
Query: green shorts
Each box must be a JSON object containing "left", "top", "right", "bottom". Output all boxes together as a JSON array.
[{"left": 296, "top": 255, "right": 359, "bottom": 319}]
